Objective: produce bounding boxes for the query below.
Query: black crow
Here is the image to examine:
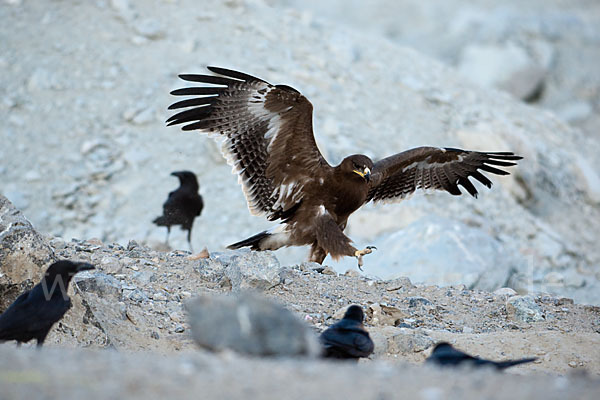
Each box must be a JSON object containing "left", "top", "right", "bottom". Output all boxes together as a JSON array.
[
  {"left": 426, "top": 342, "right": 537, "bottom": 370},
  {"left": 0, "top": 260, "right": 95, "bottom": 347},
  {"left": 320, "top": 305, "right": 374, "bottom": 360},
  {"left": 153, "top": 170, "right": 204, "bottom": 251}
]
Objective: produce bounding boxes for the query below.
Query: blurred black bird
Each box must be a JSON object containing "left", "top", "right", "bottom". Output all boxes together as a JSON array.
[
  {"left": 153, "top": 170, "right": 204, "bottom": 251},
  {"left": 0, "top": 260, "right": 95, "bottom": 347},
  {"left": 320, "top": 305, "right": 374, "bottom": 360},
  {"left": 426, "top": 342, "right": 537, "bottom": 370}
]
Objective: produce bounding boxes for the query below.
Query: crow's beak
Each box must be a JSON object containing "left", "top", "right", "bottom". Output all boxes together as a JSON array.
[
  {"left": 75, "top": 262, "right": 95, "bottom": 272},
  {"left": 171, "top": 171, "right": 182, "bottom": 177}
]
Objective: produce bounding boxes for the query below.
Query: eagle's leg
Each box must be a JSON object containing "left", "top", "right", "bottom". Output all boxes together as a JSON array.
[
  {"left": 354, "top": 246, "right": 377, "bottom": 271},
  {"left": 309, "top": 243, "right": 327, "bottom": 264},
  {"left": 315, "top": 214, "right": 371, "bottom": 269}
]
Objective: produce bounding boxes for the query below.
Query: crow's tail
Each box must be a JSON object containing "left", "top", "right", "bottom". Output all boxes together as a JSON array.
[
  {"left": 495, "top": 357, "right": 537, "bottom": 370},
  {"left": 153, "top": 216, "right": 168, "bottom": 227}
]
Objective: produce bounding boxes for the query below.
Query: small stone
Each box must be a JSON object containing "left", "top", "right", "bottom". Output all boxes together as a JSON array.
[
  {"left": 174, "top": 325, "right": 185, "bottom": 333},
  {"left": 222, "top": 250, "right": 282, "bottom": 291},
  {"left": 506, "top": 295, "right": 545, "bottom": 323},
  {"left": 388, "top": 331, "right": 435, "bottom": 354},
  {"left": 557, "top": 101, "right": 593, "bottom": 123},
  {"left": 493, "top": 287, "right": 517, "bottom": 297},
  {"left": 152, "top": 292, "right": 167, "bottom": 301},
  {"left": 131, "top": 107, "right": 154, "bottom": 125},
  {"left": 131, "top": 35, "right": 148, "bottom": 46},
  {"left": 128, "top": 289, "right": 148, "bottom": 303},
  {"left": 74, "top": 273, "right": 122, "bottom": 298},
  {"left": 132, "top": 18, "right": 165, "bottom": 39},
  {"left": 385, "top": 277, "right": 414, "bottom": 291},
  {"left": 24, "top": 170, "right": 41, "bottom": 182},
  {"left": 110, "top": 0, "right": 134, "bottom": 21},
  {"left": 151, "top": 331, "right": 160, "bottom": 340},
  {"left": 407, "top": 296, "right": 432, "bottom": 307},
  {"left": 568, "top": 361, "right": 577, "bottom": 368},
  {"left": 344, "top": 269, "right": 360, "bottom": 277},
  {"left": 573, "top": 157, "right": 600, "bottom": 204},
  {"left": 320, "top": 266, "right": 337, "bottom": 275},
  {"left": 545, "top": 272, "right": 564, "bottom": 285},
  {"left": 188, "top": 247, "right": 210, "bottom": 260}
]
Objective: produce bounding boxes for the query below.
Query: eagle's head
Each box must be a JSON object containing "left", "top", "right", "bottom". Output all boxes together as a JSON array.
[{"left": 340, "top": 154, "right": 373, "bottom": 183}]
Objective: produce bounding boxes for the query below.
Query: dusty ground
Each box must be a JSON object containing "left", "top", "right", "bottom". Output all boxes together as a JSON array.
[
  {"left": 2, "top": 346, "right": 599, "bottom": 400},
  {"left": 0, "top": 238, "right": 599, "bottom": 398},
  {"left": 38, "top": 238, "right": 600, "bottom": 376}
]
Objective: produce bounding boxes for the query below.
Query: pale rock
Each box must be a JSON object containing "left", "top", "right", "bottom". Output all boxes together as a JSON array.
[
  {"left": 0, "top": 195, "right": 56, "bottom": 311},
  {"left": 457, "top": 43, "right": 545, "bottom": 101},
  {"left": 493, "top": 287, "right": 517, "bottom": 297},
  {"left": 110, "top": 0, "right": 135, "bottom": 21},
  {"left": 557, "top": 101, "right": 593, "bottom": 123},
  {"left": 132, "top": 18, "right": 165, "bottom": 40},
  {"left": 185, "top": 292, "right": 321, "bottom": 357},
  {"left": 366, "top": 216, "right": 515, "bottom": 291},
  {"left": 506, "top": 295, "right": 545, "bottom": 323},
  {"left": 572, "top": 157, "right": 600, "bottom": 204}
]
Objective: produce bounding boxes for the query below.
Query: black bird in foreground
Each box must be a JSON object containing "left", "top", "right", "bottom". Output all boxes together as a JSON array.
[
  {"left": 320, "top": 305, "right": 374, "bottom": 360},
  {"left": 153, "top": 170, "right": 204, "bottom": 251},
  {"left": 0, "top": 260, "right": 95, "bottom": 347},
  {"left": 426, "top": 342, "right": 537, "bottom": 370}
]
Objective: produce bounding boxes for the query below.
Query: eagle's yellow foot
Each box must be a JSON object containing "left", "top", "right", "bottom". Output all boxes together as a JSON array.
[{"left": 354, "top": 246, "right": 377, "bottom": 271}]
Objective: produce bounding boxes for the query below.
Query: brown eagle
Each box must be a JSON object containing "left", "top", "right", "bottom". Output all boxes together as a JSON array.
[{"left": 167, "top": 67, "right": 521, "bottom": 268}]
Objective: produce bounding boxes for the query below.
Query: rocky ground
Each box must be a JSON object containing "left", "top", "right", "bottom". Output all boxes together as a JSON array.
[{"left": 1, "top": 211, "right": 599, "bottom": 397}]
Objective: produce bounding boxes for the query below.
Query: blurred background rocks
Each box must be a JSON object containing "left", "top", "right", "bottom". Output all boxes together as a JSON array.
[{"left": 1, "top": 0, "right": 599, "bottom": 304}]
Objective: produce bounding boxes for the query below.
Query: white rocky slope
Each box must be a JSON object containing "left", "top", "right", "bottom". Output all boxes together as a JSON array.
[{"left": 1, "top": 0, "right": 599, "bottom": 303}]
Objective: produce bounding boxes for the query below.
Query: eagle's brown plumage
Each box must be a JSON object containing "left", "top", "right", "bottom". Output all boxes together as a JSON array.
[{"left": 167, "top": 66, "right": 522, "bottom": 268}]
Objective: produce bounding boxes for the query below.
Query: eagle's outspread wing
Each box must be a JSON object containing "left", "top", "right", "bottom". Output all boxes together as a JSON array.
[
  {"left": 167, "top": 66, "right": 331, "bottom": 221},
  {"left": 367, "top": 147, "right": 522, "bottom": 203}
]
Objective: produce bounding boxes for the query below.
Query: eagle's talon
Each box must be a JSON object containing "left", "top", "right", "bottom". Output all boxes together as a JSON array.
[{"left": 354, "top": 246, "right": 376, "bottom": 270}]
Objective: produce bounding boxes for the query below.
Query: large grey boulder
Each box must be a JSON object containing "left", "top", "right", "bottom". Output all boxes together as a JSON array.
[
  {"left": 365, "top": 216, "right": 518, "bottom": 291},
  {"left": 185, "top": 292, "right": 321, "bottom": 357},
  {"left": 0, "top": 194, "right": 56, "bottom": 311}
]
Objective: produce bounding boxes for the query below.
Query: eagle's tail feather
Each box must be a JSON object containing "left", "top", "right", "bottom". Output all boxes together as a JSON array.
[{"left": 227, "top": 231, "right": 271, "bottom": 251}]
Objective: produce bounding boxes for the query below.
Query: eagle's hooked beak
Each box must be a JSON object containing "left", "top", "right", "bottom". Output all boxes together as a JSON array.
[{"left": 353, "top": 167, "right": 371, "bottom": 182}]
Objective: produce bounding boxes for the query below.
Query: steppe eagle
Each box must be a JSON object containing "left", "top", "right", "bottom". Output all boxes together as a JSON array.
[{"left": 167, "top": 67, "right": 521, "bottom": 268}]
